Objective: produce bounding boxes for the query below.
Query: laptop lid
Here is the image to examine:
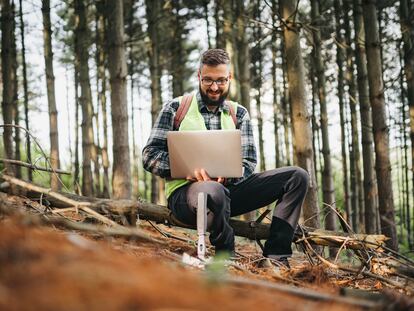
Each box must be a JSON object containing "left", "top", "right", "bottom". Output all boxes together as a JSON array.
[{"left": 167, "top": 130, "right": 243, "bottom": 179}]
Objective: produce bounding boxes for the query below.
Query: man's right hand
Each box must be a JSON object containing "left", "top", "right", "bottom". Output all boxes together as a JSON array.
[{"left": 186, "top": 168, "right": 225, "bottom": 184}]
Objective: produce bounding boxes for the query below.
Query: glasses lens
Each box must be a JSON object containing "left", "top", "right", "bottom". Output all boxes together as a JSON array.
[
  {"left": 202, "top": 79, "right": 213, "bottom": 86},
  {"left": 216, "top": 79, "right": 227, "bottom": 85}
]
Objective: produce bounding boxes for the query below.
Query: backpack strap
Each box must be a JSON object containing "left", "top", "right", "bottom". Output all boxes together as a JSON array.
[
  {"left": 174, "top": 93, "right": 193, "bottom": 130},
  {"left": 226, "top": 101, "right": 239, "bottom": 129}
]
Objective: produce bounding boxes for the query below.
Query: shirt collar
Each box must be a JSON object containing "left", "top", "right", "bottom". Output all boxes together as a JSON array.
[{"left": 196, "top": 91, "right": 230, "bottom": 113}]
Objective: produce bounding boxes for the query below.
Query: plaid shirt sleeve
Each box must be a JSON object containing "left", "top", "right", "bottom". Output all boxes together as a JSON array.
[
  {"left": 142, "top": 99, "right": 179, "bottom": 178},
  {"left": 236, "top": 106, "right": 257, "bottom": 181}
]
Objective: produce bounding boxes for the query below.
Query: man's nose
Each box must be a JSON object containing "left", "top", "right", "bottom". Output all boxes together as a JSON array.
[{"left": 209, "top": 82, "right": 219, "bottom": 91}]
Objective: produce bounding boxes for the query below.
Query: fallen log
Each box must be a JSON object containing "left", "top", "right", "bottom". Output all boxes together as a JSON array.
[{"left": 0, "top": 174, "right": 388, "bottom": 251}]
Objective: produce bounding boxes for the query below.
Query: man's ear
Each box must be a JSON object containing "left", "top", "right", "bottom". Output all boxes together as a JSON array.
[
  {"left": 197, "top": 70, "right": 201, "bottom": 80},
  {"left": 229, "top": 71, "right": 232, "bottom": 80}
]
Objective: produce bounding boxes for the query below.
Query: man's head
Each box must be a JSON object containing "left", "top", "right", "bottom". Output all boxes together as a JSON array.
[{"left": 198, "top": 49, "right": 232, "bottom": 107}]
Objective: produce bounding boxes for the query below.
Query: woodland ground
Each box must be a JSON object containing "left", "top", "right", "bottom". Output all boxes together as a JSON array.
[{"left": 0, "top": 193, "right": 413, "bottom": 311}]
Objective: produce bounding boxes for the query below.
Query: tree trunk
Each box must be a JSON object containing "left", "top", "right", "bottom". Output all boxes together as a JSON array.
[
  {"left": 311, "top": 0, "right": 336, "bottom": 237},
  {"left": 252, "top": 0, "right": 265, "bottom": 172},
  {"left": 353, "top": 0, "right": 377, "bottom": 234},
  {"left": 203, "top": 0, "right": 212, "bottom": 49},
  {"left": 106, "top": 0, "right": 132, "bottom": 200},
  {"left": 343, "top": 1, "right": 365, "bottom": 232},
  {"left": 214, "top": 0, "right": 224, "bottom": 49},
  {"left": 398, "top": 12, "right": 413, "bottom": 248},
  {"left": 146, "top": 0, "right": 163, "bottom": 204},
  {"left": 42, "top": 0, "right": 61, "bottom": 191},
  {"left": 74, "top": 0, "right": 95, "bottom": 197},
  {"left": 126, "top": 0, "right": 139, "bottom": 199},
  {"left": 362, "top": 0, "right": 397, "bottom": 250},
  {"left": 271, "top": 0, "right": 280, "bottom": 168},
  {"left": 18, "top": 0, "right": 32, "bottom": 181},
  {"left": 169, "top": 1, "right": 185, "bottom": 98},
  {"left": 222, "top": 0, "right": 240, "bottom": 101},
  {"left": 12, "top": 2, "right": 20, "bottom": 179},
  {"left": 400, "top": 0, "right": 414, "bottom": 245},
  {"left": 234, "top": 0, "right": 251, "bottom": 113},
  {"left": 334, "top": 0, "right": 351, "bottom": 227},
  {"left": 399, "top": 48, "right": 410, "bottom": 246},
  {"left": 281, "top": 40, "right": 292, "bottom": 166},
  {"left": 96, "top": 0, "right": 110, "bottom": 198},
  {"left": 310, "top": 65, "right": 320, "bottom": 182},
  {"left": 279, "top": 0, "right": 320, "bottom": 228},
  {"left": 73, "top": 67, "right": 81, "bottom": 195},
  {"left": 1, "top": 0, "right": 16, "bottom": 176}
]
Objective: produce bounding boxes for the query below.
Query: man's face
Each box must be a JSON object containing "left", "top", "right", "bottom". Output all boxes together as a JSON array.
[{"left": 198, "top": 64, "right": 231, "bottom": 106}]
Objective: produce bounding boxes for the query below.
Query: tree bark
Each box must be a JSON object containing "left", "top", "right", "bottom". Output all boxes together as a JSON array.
[
  {"left": 146, "top": 0, "right": 163, "bottom": 204},
  {"left": 281, "top": 40, "right": 292, "bottom": 166},
  {"left": 96, "top": 0, "right": 110, "bottom": 198},
  {"left": 279, "top": 0, "right": 320, "bottom": 228},
  {"left": 311, "top": 0, "right": 336, "bottom": 237},
  {"left": 1, "top": 0, "right": 16, "bottom": 176},
  {"left": 271, "top": 0, "right": 280, "bottom": 168},
  {"left": 203, "top": 0, "right": 212, "bottom": 49},
  {"left": 126, "top": 0, "right": 139, "bottom": 199},
  {"left": 214, "top": 0, "right": 224, "bottom": 49},
  {"left": 234, "top": 0, "right": 251, "bottom": 113},
  {"left": 222, "top": 0, "right": 240, "bottom": 101},
  {"left": 362, "top": 0, "right": 397, "bottom": 249},
  {"left": 18, "top": 0, "right": 32, "bottom": 181},
  {"left": 343, "top": 1, "right": 364, "bottom": 232},
  {"left": 252, "top": 0, "right": 265, "bottom": 172},
  {"left": 73, "top": 66, "right": 81, "bottom": 194},
  {"left": 74, "top": 0, "right": 95, "bottom": 196},
  {"left": 12, "top": 2, "right": 20, "bottom": 179},
  {"left": 400, "top": 0, "right": 414, "bottom": 245},
  {"left": 353, "top": 0, "right": 377, "bottom": 234},
  {"left": 42, "top": 0, "right": 61, "bottom": 191},
  {"left": 169, "top": 0, "right": 185, "bottom": 98},
  {"left": 399, "top": 48, "right": 411, "bottom": 247},
  {"left": 106, "top": 0, "right": 132, "bottom": 199},
  {"left": 334, "top": 0, "right": 351, "bottom": 227}
]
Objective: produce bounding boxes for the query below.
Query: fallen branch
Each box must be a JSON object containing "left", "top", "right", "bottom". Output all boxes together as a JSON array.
[
  {"left": 0, "top": 193, "right": 164, "bottom": 245},
  {"left": 1, "top": 174, "right": 119, "bottom": 228},
  {"left": 0, "top": 159, "right": 71, "bottom": 175},
  {"left": 301, "top": 235, "right": 410, "bottom": 291},
  {"left": 1, "top": 174, "right": 388, "bottom": 251}
]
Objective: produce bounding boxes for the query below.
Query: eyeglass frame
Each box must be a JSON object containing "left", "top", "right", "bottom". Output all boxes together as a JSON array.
[{"left": 200, "top": 77, "right": 230, "bottom": 86}]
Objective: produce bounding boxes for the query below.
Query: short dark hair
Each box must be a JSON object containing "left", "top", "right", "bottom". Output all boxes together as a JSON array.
[{"left": 200, "top": 49, "right": 230, "bottom": 69}]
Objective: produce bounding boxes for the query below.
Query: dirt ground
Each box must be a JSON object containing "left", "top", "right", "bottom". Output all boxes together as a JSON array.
[{"left": 0, "top": 194, "right": 412, "bottom": 311}]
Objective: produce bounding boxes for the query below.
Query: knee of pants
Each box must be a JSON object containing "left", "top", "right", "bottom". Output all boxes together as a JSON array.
[
  {"left": 192, "top": 181, "right": 229, "bottom": 212},
  {"left": 291, "top": 167, "right": 310, "bottom": 189}
]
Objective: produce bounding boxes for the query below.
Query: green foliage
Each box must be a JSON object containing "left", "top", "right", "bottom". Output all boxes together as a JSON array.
[{"left": 205, "top": 251, "right": 230, "bottom": 284}]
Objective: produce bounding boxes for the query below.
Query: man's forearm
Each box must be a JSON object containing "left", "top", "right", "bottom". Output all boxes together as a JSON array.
[{"left": 142, "top": 146, "right": 171, "bottom": 178}]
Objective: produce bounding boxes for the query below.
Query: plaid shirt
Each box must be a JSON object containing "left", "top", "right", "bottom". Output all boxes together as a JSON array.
[{"left": 142, "top": 91, "right": 257, "bottom": 185}]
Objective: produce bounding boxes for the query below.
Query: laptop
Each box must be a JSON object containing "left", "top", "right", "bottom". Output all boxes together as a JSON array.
[{"left": 167, "top": 130, "right": 243, "bottom": 179}]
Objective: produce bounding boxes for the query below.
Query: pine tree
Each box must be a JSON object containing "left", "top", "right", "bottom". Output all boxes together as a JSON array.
[
  {"left": 279, "top": 0, "right": 320, "bottom": 228},
  {"left": 362, "top": 0, "right": 397, "bottom": 249}
]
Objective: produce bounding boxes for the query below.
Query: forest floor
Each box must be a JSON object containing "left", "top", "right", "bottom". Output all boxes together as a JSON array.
[{"left": 0, "top": 193, "right": 413, "bottom": 311}]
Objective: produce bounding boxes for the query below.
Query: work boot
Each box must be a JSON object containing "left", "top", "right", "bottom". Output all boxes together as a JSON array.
[{"left": 263, "top": 217, "right": 294, "bottom": 267}]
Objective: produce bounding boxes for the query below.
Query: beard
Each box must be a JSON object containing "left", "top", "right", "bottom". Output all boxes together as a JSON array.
[{"left": 199, "top": 85, "right": 229, "bottom": 107}]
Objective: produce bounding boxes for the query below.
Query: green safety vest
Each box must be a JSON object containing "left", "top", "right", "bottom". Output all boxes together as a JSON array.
[{"left": 165, "top": 94, "right": 238, "bottom": 199}]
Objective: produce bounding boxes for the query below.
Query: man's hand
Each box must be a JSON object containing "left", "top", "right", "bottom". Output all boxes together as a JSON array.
[{"left": 186, "top": 168, "right": 226, "bottom": 184}]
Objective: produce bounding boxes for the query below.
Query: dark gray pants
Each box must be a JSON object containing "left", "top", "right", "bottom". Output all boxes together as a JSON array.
[{"left": 167, "top": 166, "right": 309, "bottom": 252}]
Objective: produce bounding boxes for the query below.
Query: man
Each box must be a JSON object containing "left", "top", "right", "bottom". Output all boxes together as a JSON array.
[{"left": 142, "top": 49, "right": 309, "bottom": 267}]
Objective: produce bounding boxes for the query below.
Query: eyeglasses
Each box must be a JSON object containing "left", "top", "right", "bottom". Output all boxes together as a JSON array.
[{"left": 201, "top": 77, "right": 229, "bottom": 86}]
